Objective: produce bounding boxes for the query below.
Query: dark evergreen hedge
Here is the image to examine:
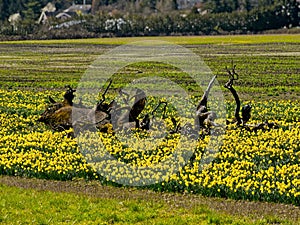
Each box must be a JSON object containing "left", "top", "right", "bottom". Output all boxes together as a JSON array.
[{"left": 0, "top": 2, "right": 298, "bottom": 40}]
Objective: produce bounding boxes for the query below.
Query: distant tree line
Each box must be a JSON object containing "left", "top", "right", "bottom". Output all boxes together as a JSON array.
[
  {"left": 86, "top": 2, "right": 299, "bottom": 36},
  {"left": 0, "top": 0, "right": 298, "bottom": 40}
]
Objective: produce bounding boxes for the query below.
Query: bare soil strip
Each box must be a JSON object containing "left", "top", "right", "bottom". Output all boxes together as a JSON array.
[{"left": 0, "top": 175, "right": 299, "bottom": 222}]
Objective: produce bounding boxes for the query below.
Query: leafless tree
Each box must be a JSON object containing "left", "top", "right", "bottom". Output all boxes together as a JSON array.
[
  {"left": 224, "top": 64, "right": 277, "bottom": 132},
  {"left": 224, "top": 64, "right": 251, "bottom": 126}
]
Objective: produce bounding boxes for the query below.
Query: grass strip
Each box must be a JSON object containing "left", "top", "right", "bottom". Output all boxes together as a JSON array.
[
  {"left": 0, "top": 176, "right": 298, "bottom": 225},
  {"left": 0, "top": 34, "right": 299, "bottom": 45}
]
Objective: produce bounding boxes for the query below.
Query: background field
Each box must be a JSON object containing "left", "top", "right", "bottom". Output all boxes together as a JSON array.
[
  {"left": 0, "top": 34, "right": 299, "bottom": 224},
  {"left": 1, "top": 34, "right": 299, "bottom": 100}
]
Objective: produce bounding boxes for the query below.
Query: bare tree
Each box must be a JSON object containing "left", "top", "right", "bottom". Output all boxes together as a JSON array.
[
  {"left": 224, "top": 64, "right": 251, "bottom": 125},
  {"left": 224, "top": 64, "right": 277, "bottom": 132}
]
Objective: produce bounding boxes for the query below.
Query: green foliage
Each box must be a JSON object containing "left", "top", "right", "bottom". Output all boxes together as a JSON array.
[
  {"left": 77, "top": 4, "right": 297, "bottom": 38},
  {"left": 53, "top": 0, "right": 74, "bottom": 10},
  {"left": 0, "top": 0, "right": 23, "bottom": 20},
  {"left": 203, "top": 0, "right": 241, "bottom": 13},
  {"left": 22, "top": 0, "right": 42, "bottom": 20}
]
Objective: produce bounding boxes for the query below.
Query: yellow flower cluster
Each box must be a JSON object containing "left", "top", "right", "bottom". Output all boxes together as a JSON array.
[
  {"left": 0, "top": 114, "right": 94, "bottom": 179},
  {"left": 0, "top": 89, "right": 299, "bottom": 204},
  {"left": 172, "top": 126, "right": 300, "bottom": 202}
]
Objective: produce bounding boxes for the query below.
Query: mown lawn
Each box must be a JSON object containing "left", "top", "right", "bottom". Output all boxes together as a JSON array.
[{"left": 0, "top": 184, "right": 249, "bottom": 225}]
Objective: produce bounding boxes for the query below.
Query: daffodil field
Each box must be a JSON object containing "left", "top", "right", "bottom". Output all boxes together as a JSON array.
[{"left": 0, "top": 36, "right": 299, "bottom": 205}]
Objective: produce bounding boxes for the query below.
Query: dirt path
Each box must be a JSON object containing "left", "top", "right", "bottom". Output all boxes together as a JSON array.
[{"left": 0, "top": 175, "right": 299, "bottom": 222}]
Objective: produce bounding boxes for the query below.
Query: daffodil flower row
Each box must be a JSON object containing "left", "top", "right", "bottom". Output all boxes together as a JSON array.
[{"left": 0, "top": 89, "right": 299, "bottom": 205}]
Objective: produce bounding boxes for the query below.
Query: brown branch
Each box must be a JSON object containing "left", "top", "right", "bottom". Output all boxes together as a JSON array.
[
  {"left": 151, "top": 101, "right": 167, "bottom": 117},
  {"left": 224, "top": 65, "right": 242, "bottom": 125},
  {"left": 63, "top": 85, "right": 76, "bottom": 106},
  {"left": 128, "top": 88, "right": 147, "bottom": 125},
  {"left": 197, "top": 75, "right": 217, "bottom": 111},
  {"left": 225, "top": 84, "right": 242, "bottom": 125},
  {"left": 96, "top": 79, "right": 113, "bottom": 112},
  {"left": 113, "top": 88, "right": 147, "bottom": 129},
  {"left": 195, "top": 75, "right": 217, "bottom": 130}
]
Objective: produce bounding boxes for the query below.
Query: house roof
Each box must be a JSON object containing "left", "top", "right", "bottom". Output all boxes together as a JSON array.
[
  {"left": 8, "top": 13, "right": 21, "bottom": 24},
  {"left": 56, "top": 12, "right": 72, "bottom": 19},
  {"left": 63, "top": 4, "right": 92, "bottom": 14},
  {"left": 42, "top": 2, "right": 56, "bottom": 12}
]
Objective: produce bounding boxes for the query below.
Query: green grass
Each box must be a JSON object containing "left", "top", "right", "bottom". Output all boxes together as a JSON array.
[
  {"left": 0, "top": 182, "right": 295, "bottom": 225},
  {"left": 0, "top": 34, "right": 299, "bottom": 45}
]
